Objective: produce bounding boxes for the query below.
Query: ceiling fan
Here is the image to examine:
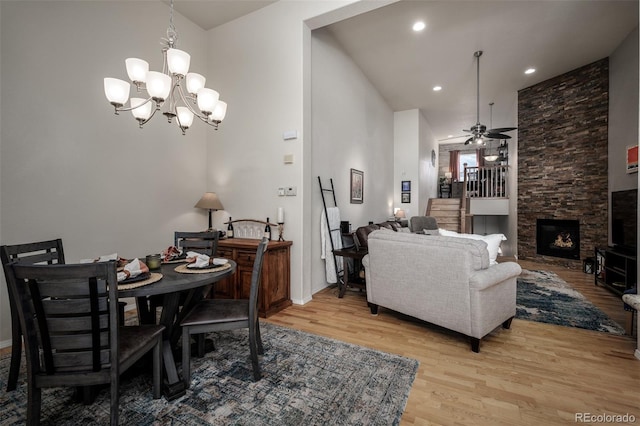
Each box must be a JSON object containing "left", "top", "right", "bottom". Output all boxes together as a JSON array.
[{"left": 441, "top": 51, "right": 517, "bottom": 145}]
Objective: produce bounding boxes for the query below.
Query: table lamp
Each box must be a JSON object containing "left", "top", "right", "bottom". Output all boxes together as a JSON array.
[
  {"left": 194, "top": 192, "right": 224, "bottom": 232},
  {"left": 394, "top": 208, "right": 406, "bottom": 221}
]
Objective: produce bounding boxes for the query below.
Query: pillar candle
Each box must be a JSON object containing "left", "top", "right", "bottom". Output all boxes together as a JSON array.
[{"left": 277, "top": 207, "right": 284, "bottom": 223}]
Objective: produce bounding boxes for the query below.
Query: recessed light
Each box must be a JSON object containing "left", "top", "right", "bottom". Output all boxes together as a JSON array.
[
  {"left": 412, "top": 21, "right": 426, "bottom": 32},
  {"left": 433, "top": 85, "right": 442, "bottom": 91},
  {"left": 525, "top": 68, "right": 536, "bottom": 75}
]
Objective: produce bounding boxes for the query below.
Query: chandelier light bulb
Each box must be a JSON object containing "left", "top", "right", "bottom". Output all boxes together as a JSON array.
[
  {"left": 131, "top": 97, "right": 153, "bottom": 121},
  {"left": 186, "top": 72, "right": 206, "bottom": 95},
  {"left": 125, "top": 58, "right": 149, "bottom": 84},
  {"left": 211, "top": 100, "right": 227, "bottom": 122},
  {"left": 167, "top": 48, "right": 191, "bottom": 76},
  {"left": 146, "top": 71, "right": 172, "bottom": 101},
  {"left": 176, "top": 106, "right": 194, "bottom": 128},
  {"left": 196, "top": 88, "right": 219, "bottom": 115},
  {"left": 104, "top": 78, "right": 131, "bottom": 107}
]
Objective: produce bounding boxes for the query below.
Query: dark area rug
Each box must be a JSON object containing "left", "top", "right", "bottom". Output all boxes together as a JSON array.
[
  {"left": 516, "top": 269, "right": 625, "bottom": 334},
  {"left": 0, "top": 322, "right": 418, "bottom": 425}
]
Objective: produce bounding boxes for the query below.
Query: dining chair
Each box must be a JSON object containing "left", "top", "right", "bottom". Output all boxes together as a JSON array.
[
  {"left": 137, "top": 230, "right": 222, "bottom": 356},
  {"left": 180, "top": 237, "right": 268, "bottom": 386},
  {"left": 6, "top": 261, "right": 164, "bottom": 425},
  {"left": 0, "top": 239, "right": 65, "bottom": 392},
  {"left": 174, "top": 230, "right": 220, "bottom": 257}
]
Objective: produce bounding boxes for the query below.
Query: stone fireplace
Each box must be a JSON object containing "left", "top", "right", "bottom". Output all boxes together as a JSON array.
[
  {"left": 536, "top": 219, "right": 580, "bottom": 260},
  {"left": 517, "top": 59, "right": 609, "bottom": 267}
]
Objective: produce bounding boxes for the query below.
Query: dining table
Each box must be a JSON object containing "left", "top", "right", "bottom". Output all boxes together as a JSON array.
[{"left": 117, "top": 259, "right": 236, "bottom": 400}]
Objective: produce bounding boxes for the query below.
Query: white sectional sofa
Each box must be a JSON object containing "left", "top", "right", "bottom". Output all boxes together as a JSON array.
[{"left": 362, "top": 230, "right": 522, "bottom": 352}]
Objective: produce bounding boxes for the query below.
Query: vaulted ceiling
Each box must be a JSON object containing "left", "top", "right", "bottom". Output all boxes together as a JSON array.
[{"left": 173, "top": 0, "right": 638, "bottom": 143}]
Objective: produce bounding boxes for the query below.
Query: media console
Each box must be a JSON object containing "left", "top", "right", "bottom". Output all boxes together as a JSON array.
[{"left": 595, "top": 247, "right": 637, "bottom": 296}]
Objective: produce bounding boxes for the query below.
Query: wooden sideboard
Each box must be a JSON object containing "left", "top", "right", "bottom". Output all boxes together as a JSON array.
[{"left": 215, "top": 238, "right": 292, "bottom": 317}]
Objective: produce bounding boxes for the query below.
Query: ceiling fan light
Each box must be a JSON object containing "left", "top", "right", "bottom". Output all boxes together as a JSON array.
[{"left": 484, "top": 154, "right": 499, "bottom": 162}]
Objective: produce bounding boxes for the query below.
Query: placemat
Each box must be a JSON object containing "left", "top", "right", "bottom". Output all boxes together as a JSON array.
[
  {"left": 174, "top": 262, "right": 232, "bottom": 274},
  {"left": 117, "top": 272, "right": 163, "bottom": 290}
]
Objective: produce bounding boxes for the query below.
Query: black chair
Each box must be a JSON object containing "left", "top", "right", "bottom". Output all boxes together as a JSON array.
[
  {"left": 1, "top": 239, "right": 65, "bottom": 392},
  {"left": 174, "top": 231, "right": 219, "bottom": 258},
  {"left": 180, "top": 237, "right": 268, "bottom": 386},
  {"left": 6, "top": 261, "right": 164, "bottom": 425}
]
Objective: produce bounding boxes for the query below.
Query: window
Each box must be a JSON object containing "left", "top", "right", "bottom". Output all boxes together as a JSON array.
[{"left": 459, "top": 153, "right": 477, "bottom": 181}]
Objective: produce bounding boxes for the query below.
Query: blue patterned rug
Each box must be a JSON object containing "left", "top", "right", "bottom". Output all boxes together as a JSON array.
[
  {"left": 517, "top": 270, "right": 625, "bottom": 334},
  {"left": 0, "top": 322, "right": 418, "bottom": 425}
]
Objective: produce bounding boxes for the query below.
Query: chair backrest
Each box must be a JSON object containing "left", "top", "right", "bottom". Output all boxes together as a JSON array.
[
  {"left": 248, "top": 238, "right": 269, "bottom": 321},
  {"left": 0, "top": 239, "right": 65, "bottom": 268},
  {"left": 409, "top": 216, "right": 439, "bottom": 233},
  {"left": 7, "top": 261, "right": 120, "bottom": 379},
  {"left": 174, "top": 231, "right": 219, "bottom": 257}
]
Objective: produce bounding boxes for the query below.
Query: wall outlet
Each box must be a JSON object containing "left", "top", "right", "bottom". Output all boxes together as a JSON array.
[{"left": 278, "top": 187, "right": 285, "bottom": 196}]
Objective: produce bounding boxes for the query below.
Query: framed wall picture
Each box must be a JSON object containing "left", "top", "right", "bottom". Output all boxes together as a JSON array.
[
  {"left": 627, "top": 145, "right": 638, "bottom": 173},
  {"left": 401, "top": 180, "right": 411, "bottom": 192},
  {"left": 350, "top": 169, "right": 364, "bottom": 204},
  {"left": 401, "top": 192, "right": 410, "bottom": 203}
]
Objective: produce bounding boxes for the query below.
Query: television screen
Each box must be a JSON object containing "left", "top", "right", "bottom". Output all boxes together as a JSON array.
[{"left": 611, "top": 189, "right": 637, "bottom": 252}]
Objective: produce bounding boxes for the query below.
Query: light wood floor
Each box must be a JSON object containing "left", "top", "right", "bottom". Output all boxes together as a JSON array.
[
  {"left": 3, "top": 260, "right": 638, "bottom": 425},
  {"left": 264, "top": 259, "right": 640, "bottom": 426}
]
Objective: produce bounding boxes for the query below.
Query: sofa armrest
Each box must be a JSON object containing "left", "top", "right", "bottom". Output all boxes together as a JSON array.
[{"left": 469, "top": 262, "right": 522, "bottom": 291}]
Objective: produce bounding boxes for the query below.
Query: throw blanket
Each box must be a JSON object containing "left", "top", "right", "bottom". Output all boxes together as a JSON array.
[{"left": 320, "top": 207, "right": 343, "bottom": 284}]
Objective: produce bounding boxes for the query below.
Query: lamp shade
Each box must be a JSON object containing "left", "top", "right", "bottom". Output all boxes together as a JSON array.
[
  {"left": 104, "top": 78, "right": 130, "bottom": 106},
  {"left": 194, "top": 192, "right": 224, "bottom": 211},
  {"left": 176, "top": 107, "right": 194, "bottom": 129},
  {"left": 131, "top": 97, "right": 153, "bottom": 120},
  {"left": 210, "top": 100, "right": 227, "bottom": 122},
  {"left": 146, "top": 71, "right": 172, "bottom": 101},
  {"left": 395, "top": 209, "right": 406, "bottom": 219},
  {"left": 197, "top": 88, "right": 219, "bottom": 115},
  {"left": 167, "top": 48, "right": 191, "bottom": 76},
  {"left": 125, "top": 58, "right": 149, "bottom": 83},
  {"left": 186, "top": 72, "right": 206, "bottom": 95}
]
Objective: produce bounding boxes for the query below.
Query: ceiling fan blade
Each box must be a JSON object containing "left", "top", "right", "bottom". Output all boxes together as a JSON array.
[
  {"left": 486, "top": 133, "right": 512, "bottom": 139},
  {"left": 488, "top": 127, "right": 517, "bottom": 133}
]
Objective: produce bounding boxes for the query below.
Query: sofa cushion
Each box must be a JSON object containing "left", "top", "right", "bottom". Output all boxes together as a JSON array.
[
  {"left": 438, "top": 229, "right": 506, "bottom": 265},
  {"left": 368, "top": 230, "right": 490, "bottom": 271}
]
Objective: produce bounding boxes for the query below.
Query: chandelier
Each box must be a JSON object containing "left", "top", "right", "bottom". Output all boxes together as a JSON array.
[{"left": 103, "top": 0, "right": 226, "bottom": 135}]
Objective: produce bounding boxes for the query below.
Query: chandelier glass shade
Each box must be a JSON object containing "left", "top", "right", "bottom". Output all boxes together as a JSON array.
[{"left": 103, "top": 0, "right": 226, "bottom": 135}]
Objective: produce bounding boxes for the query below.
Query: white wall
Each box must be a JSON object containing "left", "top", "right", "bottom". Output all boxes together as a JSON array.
[
  {"left": 609, "top": 26, "right": 638, "bottom": 195},
  {"left": 202, "top": 1, "right": 380, "bottom": 304},
  {"left": 311, "top": 28, "right": 394, "bottom": 294},
  {"left": 394, "top": 109, "right": 438, "bottom": 219},
  {"left": 0, "top": 1, "right": 209, "bottom": 345},
  {"left": 419, "top": 110, "right": 439, "bottom": 214}
]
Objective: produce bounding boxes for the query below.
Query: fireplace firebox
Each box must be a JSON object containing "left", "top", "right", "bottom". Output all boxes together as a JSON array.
[{"left": 536, "top": 219, "right": 580, "bottom": 260}]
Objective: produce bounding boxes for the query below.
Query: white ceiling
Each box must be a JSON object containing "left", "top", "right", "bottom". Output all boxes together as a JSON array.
[{"left": 173, "top": 0, "right": 638, "bottom": 144}]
